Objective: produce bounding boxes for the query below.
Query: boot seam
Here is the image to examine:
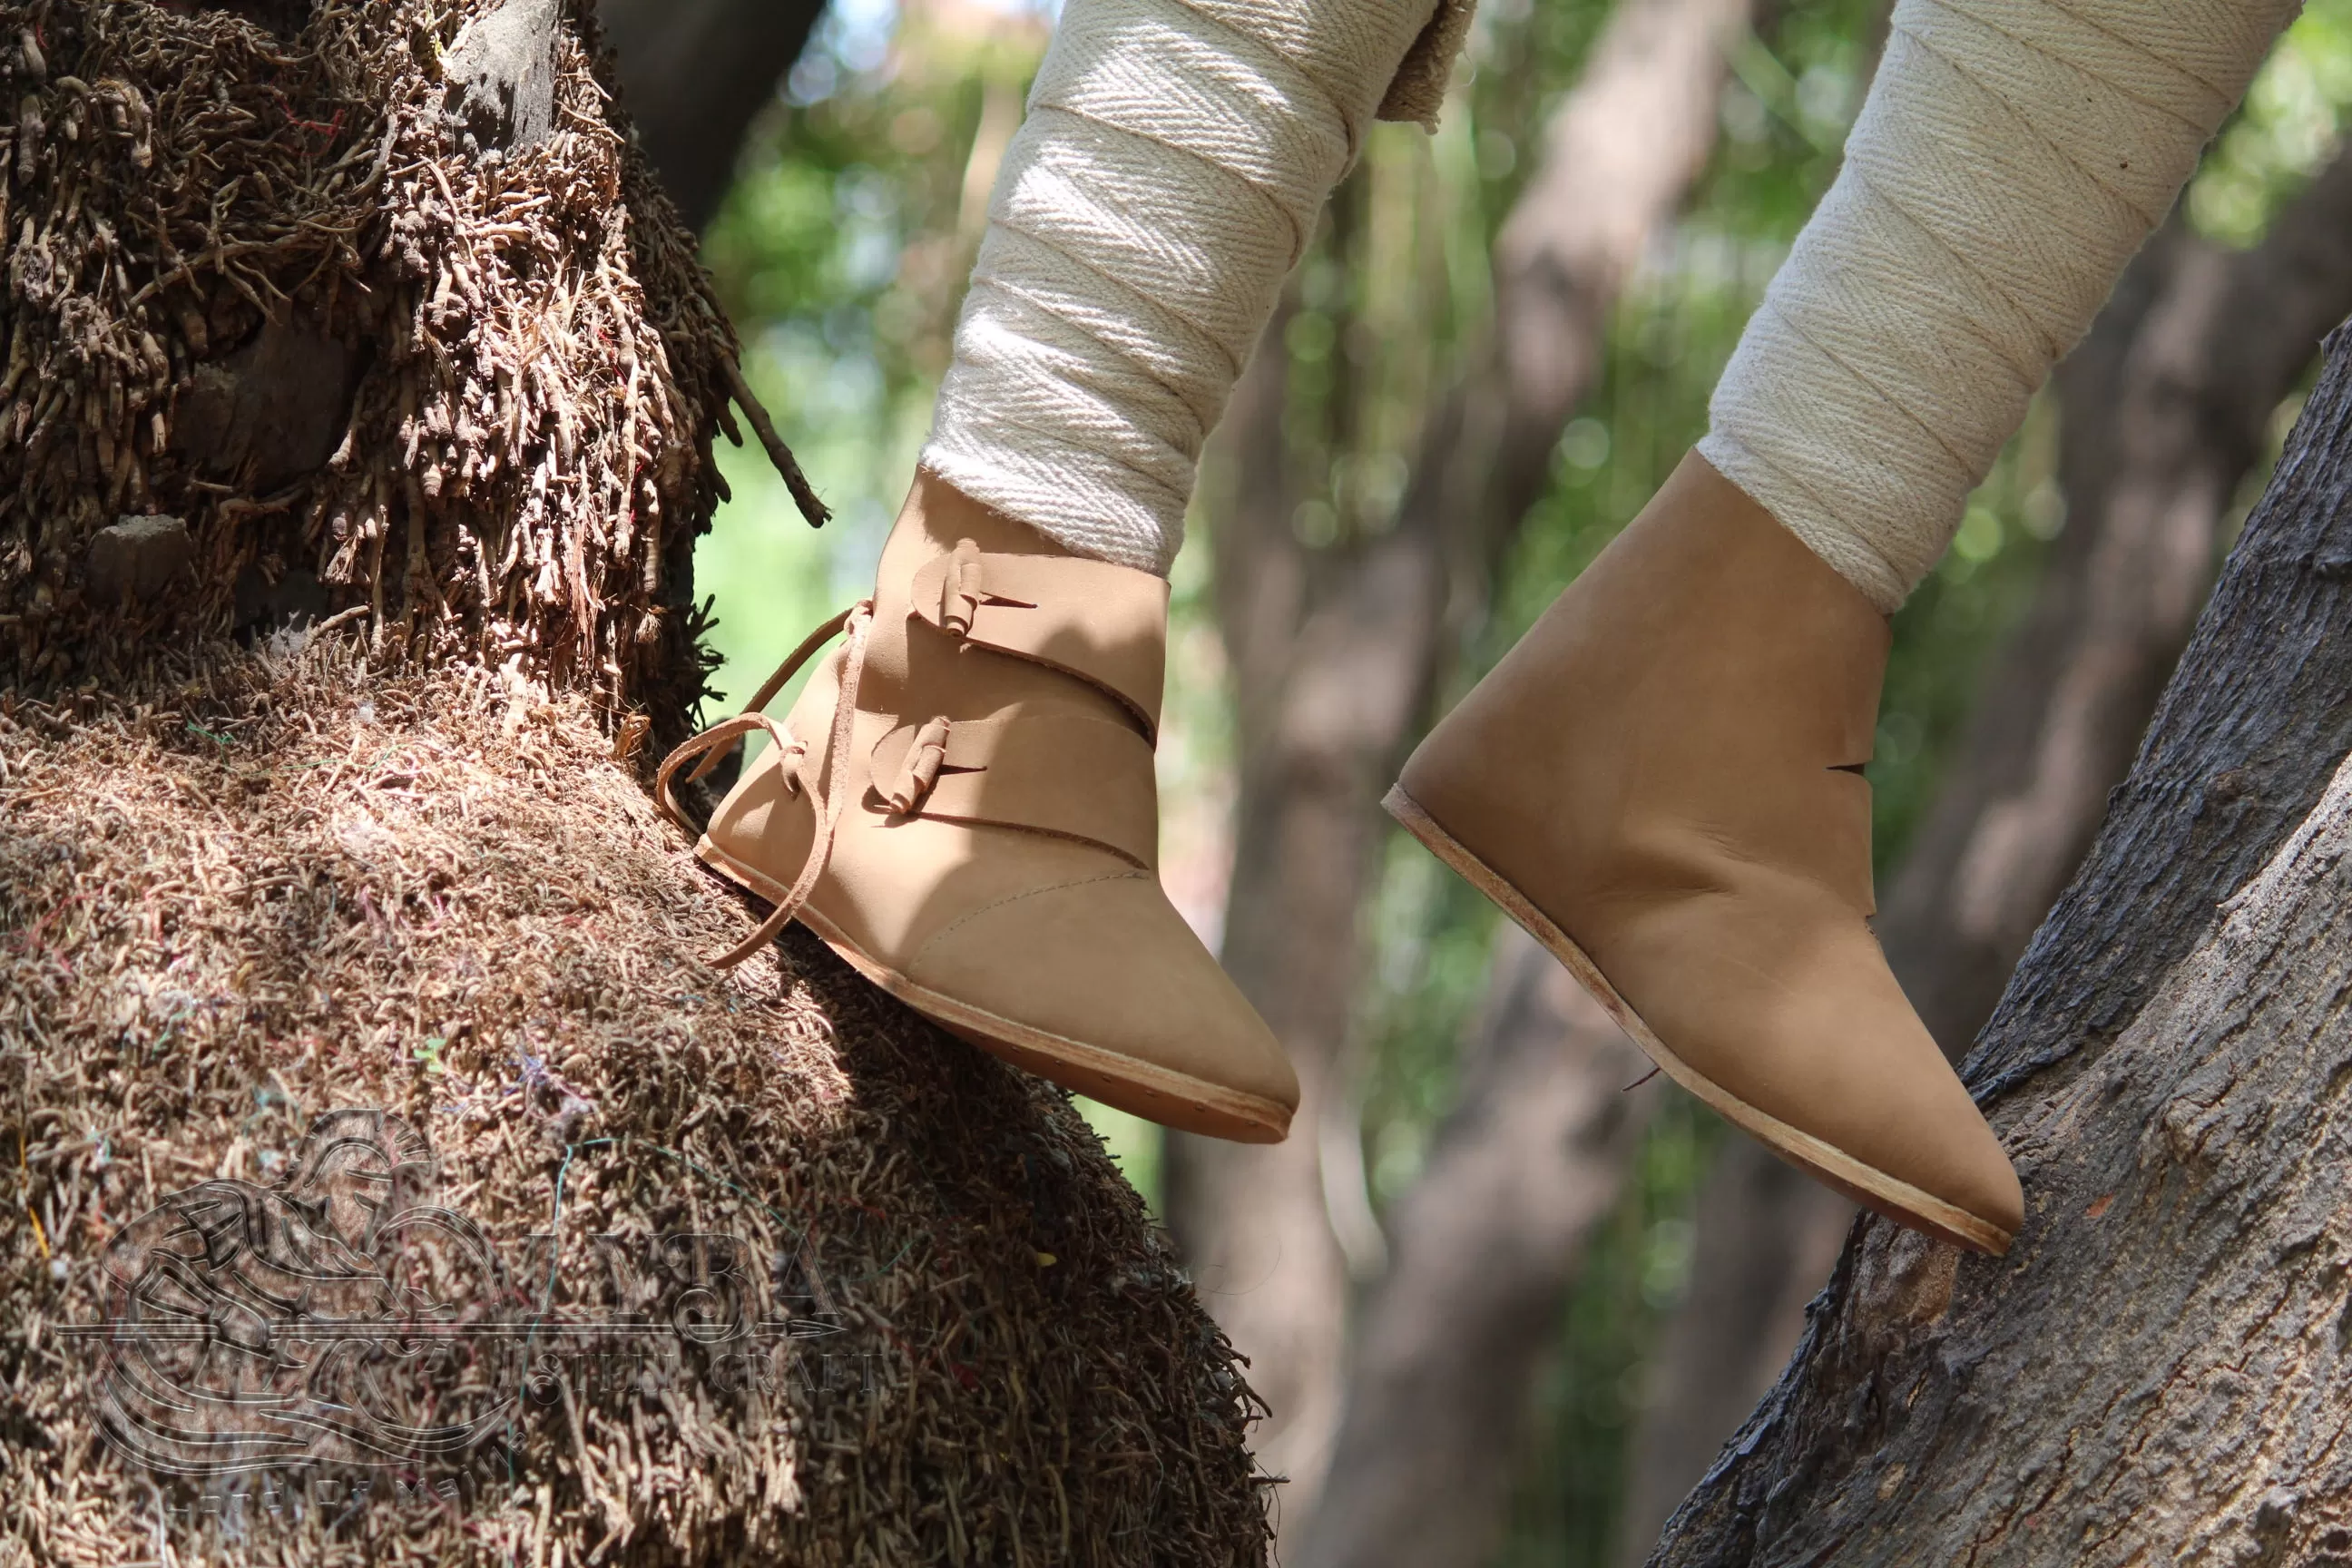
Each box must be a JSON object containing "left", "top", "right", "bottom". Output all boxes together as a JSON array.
[{"left": 905, "top": 870, "right": 1152, "bottom": 970}]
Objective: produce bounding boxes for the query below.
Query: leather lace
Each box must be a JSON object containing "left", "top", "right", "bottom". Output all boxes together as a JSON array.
[{"left": 655, "top": 600, "right": 876, "bottom": 969}]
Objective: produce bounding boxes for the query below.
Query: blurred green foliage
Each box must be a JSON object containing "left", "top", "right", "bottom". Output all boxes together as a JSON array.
[
  {"left": 688, "top": 1, "right": 2349, "bottom": 1563},
  {"left": 2191, "top": 0, "right": 2352, "bottom": 245},
  {"left": 694, "top": 1, "right": 1047, "bottom": 715}
]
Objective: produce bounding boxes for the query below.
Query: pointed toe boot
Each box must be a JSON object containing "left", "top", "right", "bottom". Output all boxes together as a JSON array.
[
  {"left": 660, "top": 472, "right": 1298, "bottom": 1143},
  {"left": 1387, "top": 453, "right": 2023, "bottom": 1253}
]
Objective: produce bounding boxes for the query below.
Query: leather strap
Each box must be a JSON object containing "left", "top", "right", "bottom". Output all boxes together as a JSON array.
[
  {"left": 655, "top": 602, "right": 876, "bottom": 969},
  {"left": 907, "top": 541, "right": 1169, "bottom": 739},
  {"left": 865, "top": 705, "right": 1159, "bottom": 870}
]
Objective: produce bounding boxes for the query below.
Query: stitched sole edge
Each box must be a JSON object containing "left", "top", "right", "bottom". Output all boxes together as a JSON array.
[
  {"left": 1382, "top": 784, "right": 2013, "bottom": 1257},
  {"left": 692, "top": 838, "right": 1294, "bottom": 1145}
]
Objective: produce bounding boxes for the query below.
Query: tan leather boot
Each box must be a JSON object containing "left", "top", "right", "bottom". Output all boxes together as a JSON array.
[
  {"left": 658, "top": 473, "right": 1298, "bottom": 1142},
  {"left": 1387, "top": 454, "right": 2023, "bottom": 1253}
]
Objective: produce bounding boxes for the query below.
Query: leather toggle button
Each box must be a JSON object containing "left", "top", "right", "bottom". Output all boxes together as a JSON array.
[
  {"left": 942, "top": 540, "right": 985, "bottom": 639},
  {"left": 883, "top": 717, "right": 952, "bottom": 813}
]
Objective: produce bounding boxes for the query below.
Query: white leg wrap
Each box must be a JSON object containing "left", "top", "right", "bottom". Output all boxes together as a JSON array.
[
  {"left": 1699, "top": 0, "right": 2297, "bottom": 612},
  {"left": 918, "top": 0, "right": 1440, "bottom": 575}
]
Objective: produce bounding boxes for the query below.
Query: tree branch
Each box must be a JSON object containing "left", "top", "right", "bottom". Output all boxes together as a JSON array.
[{"left": 720, "top": 355, "right": 831, "bottom": 527}]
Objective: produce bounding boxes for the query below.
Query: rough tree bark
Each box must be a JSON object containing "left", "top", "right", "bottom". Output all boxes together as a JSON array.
[
  {"left": 0, "top": 2, "right": 1268, "bottom": 1562},
  {"left": 1614, "top": 146, "right": 2352, "bottom": 1562},
  {"left": 1165, "top": 0, "right": 1754, "bottom": 1545},
  {"left": 1645, "top": 307, "right": 2352, "bottom": 1568}
]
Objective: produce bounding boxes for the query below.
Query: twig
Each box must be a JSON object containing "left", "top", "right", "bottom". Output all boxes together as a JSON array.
[
  {"left": 310, "top": 603, "right": 372, "bottom": 638},
  {"left": 213, "top": 480, "right": 309, "bottom": 520},
  {"left": 719, "top": 356, "right": 829, "bottom": 528},
  {"left": 126, "top": 238, "right": 296, "bottom": 306}
]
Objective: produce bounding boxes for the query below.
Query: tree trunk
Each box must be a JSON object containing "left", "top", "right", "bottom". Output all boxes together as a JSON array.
[
  {"left": 0, "top": 3, "right": 1269, "bottom": 1562},
  {"left": 601, "top": 0, "right": 825, "bottom": 232},
  {"left": 1178, "top": 0, "right": 1752, "bottom": 1544},
  {"left": 1295, "top": 928, "right": 1656, "bottom": 1568},
  {"left": 1616, "top": 145, "right": 2352, "bottom": 1563},
  {"left": 1166, "top": 302, "right": 1401, "bottom": 1534},
  {"left": 0, "top": 0, "right": 732, "bottom": 733},
  {"left": 1647, "top": 313, "right": 2352, "bottom": 1567}
]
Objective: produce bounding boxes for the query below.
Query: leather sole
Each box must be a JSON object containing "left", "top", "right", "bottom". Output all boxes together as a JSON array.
[
  {"left": 692, "top": 836, "right": 1294, "bottom": 1145},
  {"left": 1382, "top": 784, "right": 2013, "bottom": 1256}
]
